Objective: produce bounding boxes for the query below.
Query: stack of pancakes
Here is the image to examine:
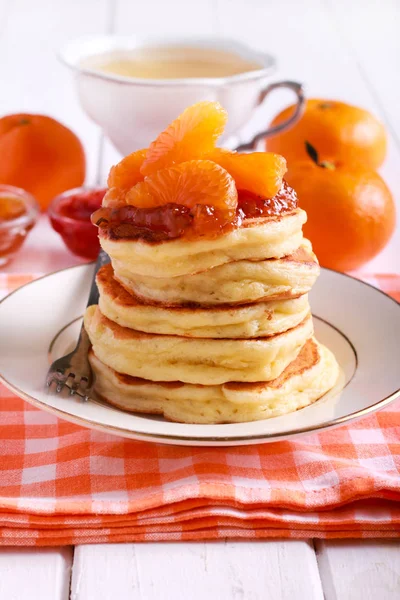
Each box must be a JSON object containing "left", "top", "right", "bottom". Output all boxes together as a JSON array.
[{"left": 84, "top": 206, "right": 339, "bottom": 424}]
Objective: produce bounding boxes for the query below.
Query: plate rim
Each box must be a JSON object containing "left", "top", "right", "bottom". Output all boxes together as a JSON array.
[{"left": 1, "top": 263, "right": 399, "bottom": 444}]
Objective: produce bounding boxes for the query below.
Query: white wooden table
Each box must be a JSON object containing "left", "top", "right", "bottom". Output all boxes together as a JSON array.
[{"left": 1, "top": 0, "right": 399, "bottom": 598}]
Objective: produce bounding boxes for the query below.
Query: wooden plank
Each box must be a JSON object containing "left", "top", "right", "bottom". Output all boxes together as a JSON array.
[
  {"left": 114, "top": 0, "right": 217, "bottom": 34},
  {"left": 71, "top": 544, "right": 140, "bottom": 599},
  {"left": 324, "top": 0, "right": 400, "bottom": 145},
  {"left": 0, "top": 0, "right": 11, "bottom": 29},
  {"left": 0, "top": 547, "right": 73, "bottom": 600},
  {"left": 316, "top": 540, "right": 400, "bottom": 600},
  {"left": 71, "top": 540, "right": 323, "bottom": 600}
]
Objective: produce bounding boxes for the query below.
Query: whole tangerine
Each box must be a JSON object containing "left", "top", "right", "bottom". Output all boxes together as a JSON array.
[
  {"left": 0, "top": 114, "right": 86, "bottom": 210},
  {"left": 285, "top": 143, "right": 396, "bottom": 271},
  {"left": 266, "top": 99, "right": 387, "bottom": 170}
]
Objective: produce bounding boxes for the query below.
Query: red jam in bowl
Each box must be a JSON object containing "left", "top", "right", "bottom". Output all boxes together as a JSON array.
[{"left": 49, "top": 188, "right": 106, "bottom": 260}]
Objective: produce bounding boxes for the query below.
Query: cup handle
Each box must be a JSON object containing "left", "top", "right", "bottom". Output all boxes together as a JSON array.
[{"left": 234, "top": 80, "right": 306, "bottom": 152}]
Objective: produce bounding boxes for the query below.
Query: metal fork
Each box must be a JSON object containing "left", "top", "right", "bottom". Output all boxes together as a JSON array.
[{"left": 46, "top": 249, "right": 110, "bottom": 401}]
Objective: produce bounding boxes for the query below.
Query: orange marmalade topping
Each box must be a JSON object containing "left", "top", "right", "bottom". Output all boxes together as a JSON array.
[
  {"left": 0, "top": 196, "right": 26, "bottom": 221},
  {"left": 92, "top": 102, "right": 292, "bottom": 242},
  {"left": 92, "top": 181, "right": 297, "bottom": 242},
  {"left": 0, "top": 194, "right": 35, "bottom": 262}
]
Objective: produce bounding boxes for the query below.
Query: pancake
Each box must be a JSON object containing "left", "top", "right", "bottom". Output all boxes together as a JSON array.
[
  {"left": 99, "top": 208, "right": 306, "bottom": 278},
  {"left": 97, "top": 264, "right": 310, "bottom": 338},
  {"left": 89, "top": 338, "right": 339, "bottom": 424},
  {"left": 114, "top": 240, "right": 319, "bottom": 306},
  {"left": 84, "top": 305, "right": 314, "bottom": 385}
]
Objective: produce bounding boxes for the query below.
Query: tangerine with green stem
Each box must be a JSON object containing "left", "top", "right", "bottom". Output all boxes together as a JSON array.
[{"left": 285, "top": 142, "right": 395, "bottom": 271}]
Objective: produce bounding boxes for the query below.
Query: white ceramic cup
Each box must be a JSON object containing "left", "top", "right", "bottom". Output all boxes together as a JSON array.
[{"left": 59, "top": 35, "right": 305, "bottom": 156}]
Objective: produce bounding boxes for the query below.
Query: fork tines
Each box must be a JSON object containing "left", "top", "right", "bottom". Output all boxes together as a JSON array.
[{"left": 46, "top": 369, "right": 90, "bottom": 402}]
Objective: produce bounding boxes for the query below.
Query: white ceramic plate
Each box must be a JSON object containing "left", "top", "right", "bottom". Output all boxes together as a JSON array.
[{"left": 1, "top": 265, "right": 399, "bottom": 446}]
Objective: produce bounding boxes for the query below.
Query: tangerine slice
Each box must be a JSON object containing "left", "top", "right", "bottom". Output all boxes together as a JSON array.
[
  {"left": 0, "top": 196, "right": 26, "bottom": 220},
  {"left": 102, "top": 186, "right": 125, "bottom": 208},
  {"left": 126, "top": 160, "right": 237, "bottom": 211},
  {"left": 107, "top": 149, "right": 146, "bottom": 190},
  {"left": 209, "top": 149, "right": 287, "bottom": 198},
  {"left": 141, "top": 102, "right": 228, "bottom": 176}
]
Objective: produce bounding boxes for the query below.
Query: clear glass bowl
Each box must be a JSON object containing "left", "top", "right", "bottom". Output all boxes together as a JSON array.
[{"left": 0, "top": 185, "right": 40, "bottom": 267}]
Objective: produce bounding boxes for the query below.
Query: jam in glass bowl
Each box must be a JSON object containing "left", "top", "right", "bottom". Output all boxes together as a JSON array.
[
  {"left": 0, "top": 184, "right": 40, "bottom": 267},
  {"left": 48, "top": 187, "right": 106, "bottom": 260}
]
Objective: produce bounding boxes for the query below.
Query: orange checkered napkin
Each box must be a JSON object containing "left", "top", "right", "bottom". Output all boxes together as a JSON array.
[{"left": 0, "top": 273, "right": 400, "bottom": 546}]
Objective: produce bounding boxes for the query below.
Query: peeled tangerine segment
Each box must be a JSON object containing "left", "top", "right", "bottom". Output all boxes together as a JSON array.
[
  {"left": 107, "top": 148, "right": 147, "bottom": 190},
  {"left": 141, "top": 102, "right": 228, "bottom": 176},
  {"left": 126, "top": 160, "right": 238, "bottom": 211},
  {"left": 209, "top": 149, "right": 287, "bottom": 198}
]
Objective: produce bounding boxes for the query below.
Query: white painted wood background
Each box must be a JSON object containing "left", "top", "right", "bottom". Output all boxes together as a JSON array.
[{"left": 0, "top": 0, "right": 399, "bottom": 598}]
